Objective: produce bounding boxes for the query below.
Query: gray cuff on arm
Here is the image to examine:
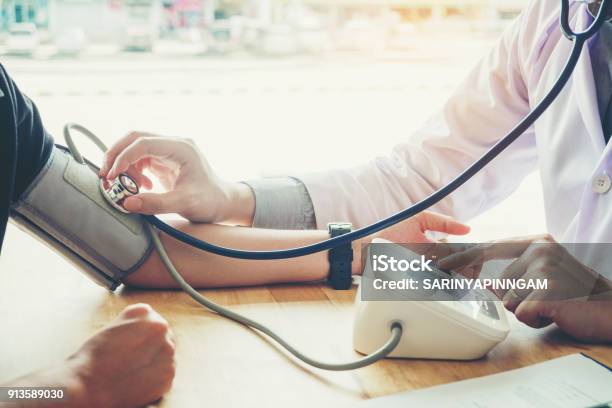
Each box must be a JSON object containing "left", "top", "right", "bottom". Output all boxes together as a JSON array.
[{"left": 243, "top": 177, "right": 317, "bottom": 230}]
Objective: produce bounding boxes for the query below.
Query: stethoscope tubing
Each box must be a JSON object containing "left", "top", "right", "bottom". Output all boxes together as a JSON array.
[{"left": 146, "top": 0, "right": 608, "bottom": 260}]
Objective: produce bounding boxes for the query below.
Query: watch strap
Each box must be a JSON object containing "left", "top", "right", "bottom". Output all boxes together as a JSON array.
[{"left": 327, "top": 223, "right": 353, "bottom": 290}]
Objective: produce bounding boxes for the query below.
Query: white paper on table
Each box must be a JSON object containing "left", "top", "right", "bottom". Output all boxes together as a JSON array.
[{"left": 359, "top": 354, "right": 611, "bottom": 408}]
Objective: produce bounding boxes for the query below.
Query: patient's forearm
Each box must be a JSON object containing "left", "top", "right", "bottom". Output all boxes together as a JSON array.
[{"left": 126, "top": 220, "right": 363, "bottom": 288}]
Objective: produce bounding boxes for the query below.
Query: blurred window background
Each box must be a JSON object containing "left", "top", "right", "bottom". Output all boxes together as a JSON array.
[{"left": 0, "top": 0, "right": 529, "bottom": 55}]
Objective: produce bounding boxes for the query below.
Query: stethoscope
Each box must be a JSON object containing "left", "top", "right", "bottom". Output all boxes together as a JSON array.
[
  {"left": 64, "top": 0, "right": 612, "bottom": 372},
  {"left": 139, "top": 0, "right": 611, "bottom": 260}
]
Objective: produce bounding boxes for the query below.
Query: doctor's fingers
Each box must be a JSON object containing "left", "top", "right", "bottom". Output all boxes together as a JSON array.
[
  {"left": 494, "top": 254, "right": 538, "bottom": 303},
  {"left": 125, "top": 162, "right": 154, "bottom": 190},
  {"left": 106, "top": 137, "right": 197, "bottom": 180},
  {"left": 499, "top": 257, "right": 561, "bottom": 311},
  {"left": 101, "top": 131, "right": 158, "bottom": 176},
  {"left": 512, "top": 296, "right": 556, "bottom": 329},
  {"left": 437, "top": 242, "right": 524, "bottom": 271},
  {"left": 123, "top": 191, "right": 189, "bottom": 215},
  {"left": 437, "top": 235, "right": 557, "bottom": 270},
  {"left": 107, "top": 137, "right": 177, "bottom": 180}
]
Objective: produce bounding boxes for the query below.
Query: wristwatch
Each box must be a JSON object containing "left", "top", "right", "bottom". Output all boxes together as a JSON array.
[{"left": 327, "top": 222, "right": 353, "bottom": 290}]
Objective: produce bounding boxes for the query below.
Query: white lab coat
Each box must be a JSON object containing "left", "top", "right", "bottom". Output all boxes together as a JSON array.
[{"left": 301, "top": 0, "right": 612, "bottom": 252}]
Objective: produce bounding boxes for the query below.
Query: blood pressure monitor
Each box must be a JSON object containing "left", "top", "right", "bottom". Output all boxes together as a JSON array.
[{"left": 353, "top": 239, "right": 510, "bottom": 360}]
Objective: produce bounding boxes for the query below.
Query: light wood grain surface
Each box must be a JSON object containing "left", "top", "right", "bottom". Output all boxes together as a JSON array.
[{"left": 1, "top": 224, "right": 610, "bottom": 407}]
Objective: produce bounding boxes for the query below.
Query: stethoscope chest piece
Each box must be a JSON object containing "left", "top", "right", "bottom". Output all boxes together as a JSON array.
[{"left": 100, "top": 174, "right": 139, "bottom": 214}]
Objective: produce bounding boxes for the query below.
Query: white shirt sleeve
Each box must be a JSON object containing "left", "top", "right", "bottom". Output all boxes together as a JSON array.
[{"left": 298, "top": 8, "right": 539, "bottom": 229}]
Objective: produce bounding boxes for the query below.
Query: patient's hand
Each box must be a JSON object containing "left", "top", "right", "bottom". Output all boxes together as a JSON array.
[
  {"left": 350, "top": 211, "right": 470, "bottom": 275},
  {"left": 1, "top": 304, "right": 176, "bottom": 408},
  {"left": 100, "top": 132, "right": 251, "bottom": 224},
  {"left": 374, "top": 211, "right": 470, "bottom": 244}
]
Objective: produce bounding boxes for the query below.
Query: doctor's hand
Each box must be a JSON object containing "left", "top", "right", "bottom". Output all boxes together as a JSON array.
[
  {"left": 438, "top": 234, "right": 612, "bottom": 343},
  {"left": 100, "top": 132, "right": 252, "bottom": 224}
]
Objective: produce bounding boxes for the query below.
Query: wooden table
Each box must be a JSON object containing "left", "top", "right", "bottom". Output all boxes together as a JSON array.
[{"left": 1, "top": 225, "right": 611, "bottom": 407}]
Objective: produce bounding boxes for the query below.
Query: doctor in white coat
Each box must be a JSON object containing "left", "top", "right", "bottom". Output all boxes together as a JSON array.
[{"left": 102, "top": 0, "right": 612, "bottom": 342}]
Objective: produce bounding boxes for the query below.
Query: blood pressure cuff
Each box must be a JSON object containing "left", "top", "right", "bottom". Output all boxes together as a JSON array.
[{"left": 10, "top": 145, "right": 153, "bottom": 290}]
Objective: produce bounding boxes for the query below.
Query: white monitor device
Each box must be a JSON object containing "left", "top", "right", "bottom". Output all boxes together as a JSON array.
[{"left": 353, "top": 239, "right": 510, "bottom": 360}]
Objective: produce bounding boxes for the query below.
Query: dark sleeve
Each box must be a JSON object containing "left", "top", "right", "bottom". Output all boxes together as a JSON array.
[{"left": 0, "top": 64, "right": 54, "bottom": 253}]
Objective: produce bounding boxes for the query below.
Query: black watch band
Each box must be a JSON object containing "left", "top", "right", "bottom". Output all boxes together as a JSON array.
[{"left": 327, "top": 222, "right": 353, "bottom": 290}]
